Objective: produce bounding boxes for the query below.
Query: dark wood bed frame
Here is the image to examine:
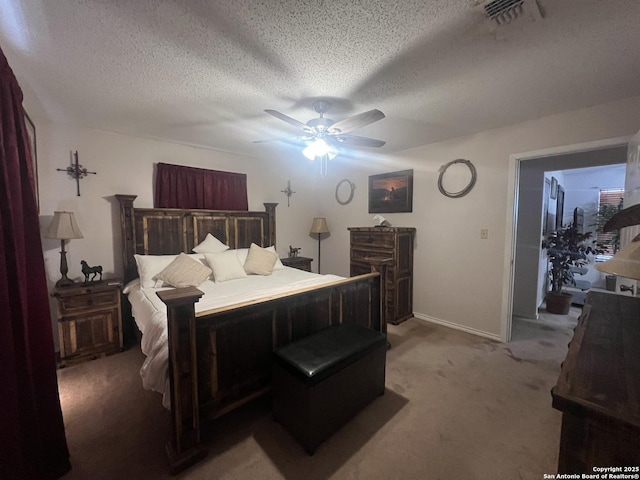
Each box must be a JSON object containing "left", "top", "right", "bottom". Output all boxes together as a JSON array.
[{"left": 116, "top": 195, "right": 388, "bottom": 473}]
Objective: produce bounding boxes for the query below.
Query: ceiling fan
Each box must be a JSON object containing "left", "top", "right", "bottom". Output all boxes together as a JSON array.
[{"left": 254, "top": 100, "right": 386, "bottom": 157}]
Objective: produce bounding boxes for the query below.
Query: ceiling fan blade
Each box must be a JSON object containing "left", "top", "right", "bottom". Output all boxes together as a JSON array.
[
  {"left": 253, "top": 135, "right": 312, "bottom": 144},
  {"left": 264, "top": 109, "right": 314, "bottom": 133},
  {"left": 333, "top": 134, "right": 386, "bottom": 148},
  {"left": 327, "top": 109, "right": 385, "bottom": 135}
]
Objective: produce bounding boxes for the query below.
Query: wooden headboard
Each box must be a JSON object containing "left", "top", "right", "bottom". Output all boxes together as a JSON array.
[{"left": 116, "top": 195, "right": 277, "bottom": 284}]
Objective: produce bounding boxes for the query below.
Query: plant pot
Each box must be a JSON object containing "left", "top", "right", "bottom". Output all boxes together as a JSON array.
[{"left": 545, "top": 292, "right": 572, "bottom": 314}]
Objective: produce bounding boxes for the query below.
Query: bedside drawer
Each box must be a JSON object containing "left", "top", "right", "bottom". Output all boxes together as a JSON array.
[
  {"left": 350, "top": 231, "right": 395, "bottom": 249},
  {"left": 58, "top": 290, "right": 118, "bottom": 314}
]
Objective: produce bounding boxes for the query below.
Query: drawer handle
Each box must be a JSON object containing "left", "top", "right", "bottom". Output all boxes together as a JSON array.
[{"left": 87, "top": 299, "right": 93, "bottom": 306}]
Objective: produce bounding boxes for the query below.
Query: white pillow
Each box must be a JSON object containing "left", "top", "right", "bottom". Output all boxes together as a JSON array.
[
  {"left": 204, "top": 251, "right": 247, "bottom": 282},
  {"left": 243, "top": 243, "right": 278, "bottom": 275},
  {"left": 134, "top": 253, "right": 208, "bottom": 288},
  {"left": 235, "top": 246, "right": 284, "bottom": 270},
  {"left": 155, "top": 253, "right": 212, "bottom": 288},
  {"left": 135, "top": 254, "right": 177, "bottom": 288},
  {"left": 192, "top": 233, "right": 229, "bottom": 254}
]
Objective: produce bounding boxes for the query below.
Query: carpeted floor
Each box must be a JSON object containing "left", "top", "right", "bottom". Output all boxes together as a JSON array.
[{"left": 57, "top": 308, "right": 580, "bottom": 480}]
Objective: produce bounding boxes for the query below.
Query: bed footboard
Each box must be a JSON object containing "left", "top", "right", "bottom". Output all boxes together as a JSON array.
[{"left": 158, "top": 271, "right": 385, "bottom": 473}]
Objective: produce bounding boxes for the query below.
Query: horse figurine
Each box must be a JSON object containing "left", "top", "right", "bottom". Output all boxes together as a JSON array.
[
  {"left": 81, "top": 260, "right": 103, "bottom": 282},
  {"left": 289, "top": 245, "right": 301, "bottom": 258}
]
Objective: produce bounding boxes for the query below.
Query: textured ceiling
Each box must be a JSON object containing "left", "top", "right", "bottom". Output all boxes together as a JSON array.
[{"left": 2, "top": 0, "right": 640, "bottom": 160}]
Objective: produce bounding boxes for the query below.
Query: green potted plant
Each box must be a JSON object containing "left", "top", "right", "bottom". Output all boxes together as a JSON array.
[{"left": 543, "top": 225, "right": 602, "bottom": 314}]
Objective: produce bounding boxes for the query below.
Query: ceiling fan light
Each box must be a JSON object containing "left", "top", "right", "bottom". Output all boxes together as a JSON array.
[{"left": 303, "top": 139, "right": 338, "bottom": 160}]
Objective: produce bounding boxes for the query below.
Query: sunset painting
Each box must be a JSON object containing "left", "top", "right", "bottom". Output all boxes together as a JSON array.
[{"left": 368, "top": 170, "right": 413, "bottom": 213}]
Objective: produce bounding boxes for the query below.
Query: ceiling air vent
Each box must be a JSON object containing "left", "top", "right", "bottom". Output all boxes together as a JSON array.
[{"left": 482, "top": 0, "right": 541, "bottom": 25}]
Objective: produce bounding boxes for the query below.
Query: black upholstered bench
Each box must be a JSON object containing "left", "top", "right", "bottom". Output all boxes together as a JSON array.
[{"left": 272, "top": 323, "right": 387, "bottom": 454}]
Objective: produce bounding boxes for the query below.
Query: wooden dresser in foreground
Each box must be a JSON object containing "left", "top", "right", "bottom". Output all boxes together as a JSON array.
[
  {"left": 53, "top": 280, "right": 123, "bottom": 367},
  {"left": 551, "top": 291, "right": 640, "bottom": 474},
  {"left": 349, "top": 227, "right": 416, "bottom": 325}
]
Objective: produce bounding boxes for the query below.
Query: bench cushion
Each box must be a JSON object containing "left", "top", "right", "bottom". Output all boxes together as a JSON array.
[{"left": 273, "top": 324, "right": 386, "bottom": 385}]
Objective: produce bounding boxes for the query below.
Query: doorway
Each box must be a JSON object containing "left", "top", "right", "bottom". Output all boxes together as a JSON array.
[{"left": 502, "top": 137, "right": 630, "bottom": 342}]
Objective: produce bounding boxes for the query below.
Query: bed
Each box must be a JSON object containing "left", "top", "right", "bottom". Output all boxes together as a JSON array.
[{"left": 116, "top": 195, "right": 388, "bottom": 472}]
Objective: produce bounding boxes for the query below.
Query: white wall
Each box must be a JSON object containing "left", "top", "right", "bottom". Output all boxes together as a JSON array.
[{"left": 37, "top": 95, "right": 640, "bottom": 350}]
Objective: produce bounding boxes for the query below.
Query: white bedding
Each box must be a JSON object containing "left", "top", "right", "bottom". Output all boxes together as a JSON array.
[{"left": 127, "top": 267, "right": 344, "bottom": 408}]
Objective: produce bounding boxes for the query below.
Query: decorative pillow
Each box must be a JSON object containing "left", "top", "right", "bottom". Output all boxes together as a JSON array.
[
  {"left": 155, "top": 253, "right": 212, "bottom": 288},
  {"left": 204, "top": 251, "right": 248, "bottom": 282},
  {"left": 134, "top": 254, "right": 208, "bottom": 288},
  {"left": 192, "top": 233, "right": 229, "bottom": 254},
  {"left": 235, "top": 246, "right": 285, "bottom": 270},
  {"left": 243, "top": 243, "right": 278, "bottom": 275},
  {"left": 135, "top": 254, "right": 178, "bottom": 288}
]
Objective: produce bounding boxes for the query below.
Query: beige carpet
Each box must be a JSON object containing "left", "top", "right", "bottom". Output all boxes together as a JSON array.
[{"left": 57, "top": 308, "right": 579, "bottom": 480}]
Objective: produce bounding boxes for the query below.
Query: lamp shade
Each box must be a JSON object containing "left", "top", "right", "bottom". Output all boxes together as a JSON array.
[
  {"left": 309, "top": 217, "right": 330, "bottom": 234},
  {"left": 44, "top": 211, "right": 84, "bottom": 240},
  {"left": 595, "top": 241, "right": 640, "bottom": 280}
]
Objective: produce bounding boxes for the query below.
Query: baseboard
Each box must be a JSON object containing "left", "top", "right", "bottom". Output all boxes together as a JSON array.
[{"left": 412, "top": 312, "right": 503, "bottom": 343}]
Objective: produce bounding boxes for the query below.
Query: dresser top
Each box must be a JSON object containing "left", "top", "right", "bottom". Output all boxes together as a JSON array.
[
  {"left": 348, "top": 227, "right": 416, "bottom": 233},
  {"left": 552, "top": 291, "right": 640, "bottom": 427}
]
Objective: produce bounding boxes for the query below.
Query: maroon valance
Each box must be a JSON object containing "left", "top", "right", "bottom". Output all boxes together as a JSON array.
[{"left": 154, "top": 162, "right": 248, "bottom": 210}]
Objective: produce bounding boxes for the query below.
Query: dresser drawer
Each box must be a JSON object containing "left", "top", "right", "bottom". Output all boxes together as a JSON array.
[
  {"left": 350, "top": 231, "right": 395, "bottom": 249},
  {"left": 58, "top": 290, "right": 119, "bottom": 314},
  {"left": 351, "top": 248, "right": 396, "bottom": 264}
]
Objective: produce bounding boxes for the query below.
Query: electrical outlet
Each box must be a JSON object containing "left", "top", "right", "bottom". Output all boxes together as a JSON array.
[{"left": 480, "top": 229, "right": 489, "bottom": 239}]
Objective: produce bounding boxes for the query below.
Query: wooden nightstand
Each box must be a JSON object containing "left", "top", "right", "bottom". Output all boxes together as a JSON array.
[
  {"left": 281, "top": 256, "right": 313, "bottom": 272},
  {"left": 52, "top": 280, "right": 124, "bottom": 367}
]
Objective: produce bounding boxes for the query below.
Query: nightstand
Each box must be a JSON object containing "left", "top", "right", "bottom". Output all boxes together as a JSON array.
[
  {"left": 281, "top": 256, "right": 313, "bottom": 272},
  {"left": 52, "top": 280, "right": 124, "bottom": 367}
]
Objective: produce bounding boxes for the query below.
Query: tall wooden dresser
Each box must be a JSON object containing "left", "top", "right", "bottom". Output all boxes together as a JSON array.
[
  {"left": 552, "top": 291, "right": 640, "bottom": 473},
  {"left": 349, "top": 227, "right": 416, "bottom": 325}
]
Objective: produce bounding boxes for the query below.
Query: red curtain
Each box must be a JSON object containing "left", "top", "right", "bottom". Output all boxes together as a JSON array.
[
  {"left": 0, "top": 47, "right": 70, "bottom": 479},
  {"left": 154, "top": 162, "right": 249, "bottom": 210}
]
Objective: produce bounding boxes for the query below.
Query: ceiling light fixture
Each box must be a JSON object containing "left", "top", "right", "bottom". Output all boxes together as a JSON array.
[
  {"left": 302, "top": 139, "right": 338, "bottom": 161},
  {"left": 303, "top": 139, "right": 338, "bottom": 177}
]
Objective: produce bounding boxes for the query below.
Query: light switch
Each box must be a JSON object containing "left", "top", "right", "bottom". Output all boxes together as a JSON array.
[{"left": 480, "top": 229, "right": 488, "bottom": 239}]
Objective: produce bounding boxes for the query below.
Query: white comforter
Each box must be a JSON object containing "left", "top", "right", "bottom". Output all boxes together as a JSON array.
[{"left": 126, "top": 267, "right": 344, "bottom": 408}]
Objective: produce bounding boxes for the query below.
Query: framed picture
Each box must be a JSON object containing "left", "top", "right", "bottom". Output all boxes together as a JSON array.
[
  {"left": 550, "top": 176, "right": 558, "bottom": 200},
  {"left": 543, "top": 178, "right": 551, "bottom": 236},
  {"left": 368, "top": 169, "right": 413, "bottom": 213},
  {"left": 24, "top": 111, "right": 38, "bottom": 211},
  {"left": 555, "top": 186, "right": 565, "bottom": 230}
]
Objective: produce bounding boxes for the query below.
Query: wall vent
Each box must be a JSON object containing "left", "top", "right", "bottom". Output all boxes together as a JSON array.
[{"left": 481, "top": 0, "right": 541, "bottom": 25}]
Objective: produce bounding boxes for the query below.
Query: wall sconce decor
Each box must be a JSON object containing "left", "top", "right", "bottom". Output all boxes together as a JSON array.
[
  {"left": 281, "top": 180, "right": 296, "bottom": 207},
  {"left": 57, "top": 150, "right": 96, "bottom": 196}
]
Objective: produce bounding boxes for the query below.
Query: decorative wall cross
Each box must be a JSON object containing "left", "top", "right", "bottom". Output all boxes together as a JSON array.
[
  {"left": 57, "top": 151, "right": 97, "bottom": 196},
  {"left": 281, "top": 180, "right": 296, "bottom": 207}
]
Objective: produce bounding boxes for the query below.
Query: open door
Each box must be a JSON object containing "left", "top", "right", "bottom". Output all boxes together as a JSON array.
[{"left": 613, "top": 129, "right": 640, "bottom": 295}]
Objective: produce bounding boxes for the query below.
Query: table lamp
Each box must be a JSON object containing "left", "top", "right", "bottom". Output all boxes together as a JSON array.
[
  {"left": 309, "top": 217, "right": 330, "bottom": 274},
  {"left": 45, "top": 211, "right": 84, "bottom": 287}
]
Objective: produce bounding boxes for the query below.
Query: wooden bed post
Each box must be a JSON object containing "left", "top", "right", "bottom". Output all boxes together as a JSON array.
[
  {"left": 264, "top": 202, "right": 277, "bottom": 247},
  {"left": 363, "top": 257, "right": 392, "bottom": 334},
  {"left": 156, "top": 287, "right": 207, "bottom": 474},
  {"left": 116, "top": 194, "right": 138, "bottom": 284}
]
